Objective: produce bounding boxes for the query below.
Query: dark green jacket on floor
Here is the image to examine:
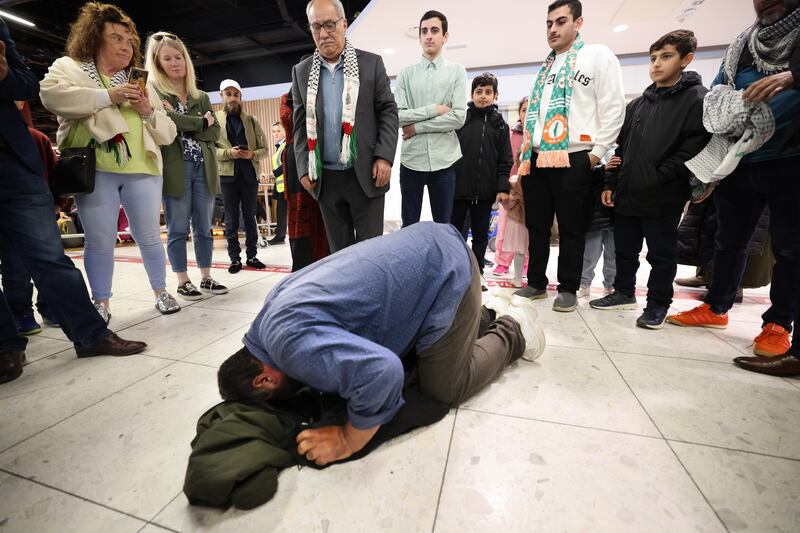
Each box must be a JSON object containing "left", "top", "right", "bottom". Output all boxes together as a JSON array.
[{"left": 184, "top": 387, "right": 448, "bottom": 510}]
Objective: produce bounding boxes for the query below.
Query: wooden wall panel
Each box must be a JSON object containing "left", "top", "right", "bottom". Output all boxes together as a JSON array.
[{"left": 212, "top": 97, "right": 283, "bottom": 177}]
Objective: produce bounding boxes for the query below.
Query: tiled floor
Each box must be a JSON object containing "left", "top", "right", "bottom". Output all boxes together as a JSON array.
[{"left": 1, "top": 237, "right": 799, "bottom": 533}]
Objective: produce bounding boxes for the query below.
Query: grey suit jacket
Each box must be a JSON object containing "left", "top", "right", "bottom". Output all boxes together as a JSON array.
[{"left": 291, "top": 49, "right": 399, "bottom": 200}]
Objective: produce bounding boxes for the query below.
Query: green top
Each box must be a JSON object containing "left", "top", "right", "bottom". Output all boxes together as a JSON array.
[
  {"left": 64, "top": 74, "right": 159, "bottom": 176},
  {"left": 394, "top": 55, "right": 468, "bottom": 172}
]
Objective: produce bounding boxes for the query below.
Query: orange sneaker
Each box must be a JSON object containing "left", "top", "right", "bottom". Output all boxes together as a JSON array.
[
  {"left": 666, "top": 303, "right": 728, "bottom": 328},
  {"left": 753, "top": 323, "right": 791, "bottom": 357}
]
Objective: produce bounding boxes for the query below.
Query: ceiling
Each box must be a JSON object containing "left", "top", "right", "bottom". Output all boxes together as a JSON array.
[
  {"left": 348, "top": 0, "right": 758, "bottom": 76},
  {"left": 1, "top": 0, "right": 370, "bottom": 89}
]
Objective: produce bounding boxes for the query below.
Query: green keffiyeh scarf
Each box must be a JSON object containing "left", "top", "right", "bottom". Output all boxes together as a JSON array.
[{"left": 519, "top": 34, "right": 584, "bottom": 173}]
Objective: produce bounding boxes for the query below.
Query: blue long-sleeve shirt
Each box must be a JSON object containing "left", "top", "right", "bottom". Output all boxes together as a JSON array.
[{"left": 243, "top": 222, "right": 472, "bottom": 429}]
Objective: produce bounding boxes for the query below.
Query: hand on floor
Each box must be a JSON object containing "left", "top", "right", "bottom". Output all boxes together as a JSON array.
[{"left": 296, "top": 425, "right": 354, "bottom": 466}]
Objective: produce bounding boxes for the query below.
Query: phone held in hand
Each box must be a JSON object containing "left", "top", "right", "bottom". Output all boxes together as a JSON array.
[
  {"left": 237, "top": 145, "right": 249, "bottom": 150},
  {"left": 128, "top": 67, "right": 148, "bottom": 92}
]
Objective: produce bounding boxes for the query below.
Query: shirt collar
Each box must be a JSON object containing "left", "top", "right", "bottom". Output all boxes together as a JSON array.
[
  {"left": 318, "top": 53, "right": 345, "bottom": 70},
  {"left": 420, "top": 54, "right": 444, "bottom": 70}
]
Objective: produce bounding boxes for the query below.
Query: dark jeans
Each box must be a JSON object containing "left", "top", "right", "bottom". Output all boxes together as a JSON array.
[
  {"left": 0, "top": 244, "right": 52, "bottom": 319},
  {"left": 0, "top": 150, "right": 109, "bottom": 352},
  {"left": 400, "top": 165, "right": 456, "bottom": 226},
  {"left": 451, "top": 199, "right": 493, "bottom": 273},
  {"left": 613, "top": 214, "right": 681, "bottom": 309},
  {"left": 273, "top": 189, "right": 287, "bottom": 240},
  {"left": 317, "top": 168, "right": 384, "bottom": 253},
  {"left": 706, "top": 157, "right": 800, "bottom": 336},
  {"left": 521, "top": 151, "right": 594, "bottom": 293},
  {"left": 220, "top": 176, "right": 259, "bottom": 261}
]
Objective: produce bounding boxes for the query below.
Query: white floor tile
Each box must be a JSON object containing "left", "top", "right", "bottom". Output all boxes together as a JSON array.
[
  {"left": 152, "top": 413, "right": 456, "bottom": 533},
  {"left": 611, "top": 353, "right": 800, "bottom": 459},
  {"left": 461, "top": 346, "right": 659, "bottom": 436},
  {"left": 191, "top": 276, "right": 284, "bottom": 315},
  {"left": 0, "top": 352, "right": 172, "bottom": 453},
  {"left": 180, "top": 325, "right": 250, "bottom": 368},
  {"left": 0, "top": 472, "right": 144, "bottom": 533},
  {"left": 671, "top": 442, "right": 800, "bottom": 532},
  {"left": 0, "top": 362, "right": 220, "bottom": 520},
  {"left": 434, "top": 410, "right": 724, "bottom": 533},
  {"left": 20, "top": 335, "right": 72, "bottom": 363}
]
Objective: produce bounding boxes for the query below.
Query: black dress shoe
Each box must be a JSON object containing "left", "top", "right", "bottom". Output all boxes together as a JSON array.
[
  {"left": 76, "top": 332, "right": 147, "bottom": 358},
  {"left": 246, "top": 257, "right": 266, "bottom": 269},
  {"left": 228, "top": 260, "right": 242, "bottom": 274},
  {"left": 733, "top": 354, "right": 800, "bottom": 376},
  {"left": 267, "top": 237, "right": 285, "bottom": 245},
  {"left": 0, "top": 350, "right": 25, "bottom": 384}
]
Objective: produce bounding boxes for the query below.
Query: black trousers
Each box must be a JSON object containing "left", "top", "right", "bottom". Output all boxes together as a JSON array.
[
  {"left": 451, "top": 199, "right": 493, "bottom": 273},
  {"left": 521, "top": 151, "right": 594, "bottom": 293},
  {"left": 705, "top": 157, "right": 800, "bottom": 339},
  {"left": 613, "top": 214, "right": 681, "bottom": 309},
  {"left": 220, "top": 176, "right": 259, "bottom": 261},
  {"left": 272, "top": 189, "right": 287, "bottom": 240},
  {"left": 317, "top": 168, "right": 384, "bottom": 253}
]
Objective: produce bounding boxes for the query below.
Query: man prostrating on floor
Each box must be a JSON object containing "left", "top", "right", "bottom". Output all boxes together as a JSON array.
[{"left": 217, "top": 222, "right": 545, "bottom": 465}]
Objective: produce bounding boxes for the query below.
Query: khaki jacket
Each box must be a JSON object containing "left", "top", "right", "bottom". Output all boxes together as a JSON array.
[{"left": 214, "top": 110, "right": 268, "bottom": 179}]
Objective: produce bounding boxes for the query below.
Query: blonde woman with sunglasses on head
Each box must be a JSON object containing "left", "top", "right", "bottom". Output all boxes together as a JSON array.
[{"left": 145, "top": 32, "right": 227, "bottom": 300}]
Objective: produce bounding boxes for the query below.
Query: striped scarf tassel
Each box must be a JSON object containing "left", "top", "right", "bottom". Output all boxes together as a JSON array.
[
  {"left": 308, "top": 139, "right": 323, "bottom": 182},
  {"left": 339, "top": 122, "right": 358, "bottom": 165}
]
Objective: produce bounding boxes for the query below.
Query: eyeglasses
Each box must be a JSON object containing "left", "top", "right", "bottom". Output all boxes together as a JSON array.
[
  {"left": 152, "top": 32, "right": 178, "bottom": 41},
  {"left": 309, "top": 18, "right": 343, "bottom": 35}
]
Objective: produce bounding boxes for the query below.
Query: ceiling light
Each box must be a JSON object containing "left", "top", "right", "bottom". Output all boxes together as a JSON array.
[
  {"left": 613, "top": 24, "right": 629, "bottom": 33},
  {"left": 383, "top": 48, "right": 396, "bottom": 55},
  {"left": 0, "top": 9, "right": 36, "bottom": 27}
]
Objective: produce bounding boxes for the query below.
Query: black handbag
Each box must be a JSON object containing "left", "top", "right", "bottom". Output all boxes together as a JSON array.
[{"left": 52, "top": 140, "right": 96, "bottom": 197}]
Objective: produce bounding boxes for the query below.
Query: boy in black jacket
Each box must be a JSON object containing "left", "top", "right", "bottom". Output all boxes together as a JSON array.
[
  {"left": 451, "top": 73, "right": 512, "bottom": 288},
  {"left": 589, "top": 30, "right": 711, "bottom": 328}
]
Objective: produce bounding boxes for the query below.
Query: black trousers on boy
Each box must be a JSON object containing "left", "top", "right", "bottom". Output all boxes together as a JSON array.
[
  {"left": 451, "top": 199, "right": 493, "bottom": 273},
  {"left": 613, "top": 214, "right": 681, "bottom": 310},
  {"left": 521, "top": 150, "right": 594, "bottom": 293}
]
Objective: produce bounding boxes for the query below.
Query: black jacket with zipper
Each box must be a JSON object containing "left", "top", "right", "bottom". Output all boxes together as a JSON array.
[
  {"left": 454, "top": 103, "right": 512, "bottom": 201},
  {"left": 605, "top": 71, "right": 711, "bottom": 218}
]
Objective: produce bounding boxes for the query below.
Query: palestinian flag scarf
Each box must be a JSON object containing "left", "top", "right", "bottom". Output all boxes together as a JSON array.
[
  {"left": 519, "top": 34, "right": 584, "bottom": 173},
  {"left": 305, "top": 40, "right": 360, "bottom": 181}
]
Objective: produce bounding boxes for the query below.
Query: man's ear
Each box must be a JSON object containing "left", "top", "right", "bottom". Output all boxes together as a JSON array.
[
  {"left": 252, "top": 367, "right": 276, "bottom": 391},
  {"left": 574, "top": 16, "right": 584, "bottom": 32},
  {"left": 681, "top": 52, "right": 695, "bottom": 69}
]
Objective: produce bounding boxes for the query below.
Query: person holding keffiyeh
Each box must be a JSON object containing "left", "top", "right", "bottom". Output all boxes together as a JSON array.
[
  {"left": 511, "top": 0, "right": 626, "bottom": 313},
  {"left": 290, "top": 0, "right": 399, "bottom": 253},
  {"left": 667, "top": 0, "right": 800, "bottom": 374}
]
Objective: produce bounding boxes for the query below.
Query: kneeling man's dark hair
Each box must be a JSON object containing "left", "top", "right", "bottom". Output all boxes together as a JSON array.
[{"left": 218, "top": 346, "right": 270, "bottom": 403}]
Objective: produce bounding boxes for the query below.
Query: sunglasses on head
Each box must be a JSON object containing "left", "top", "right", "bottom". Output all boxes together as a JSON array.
[{"left": 152, "top": 32, "right": 178, "bottom": 41}]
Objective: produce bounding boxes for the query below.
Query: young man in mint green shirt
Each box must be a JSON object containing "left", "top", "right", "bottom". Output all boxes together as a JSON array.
[{"left": 394, "top": 10, "right": 466, "bottom": 227}]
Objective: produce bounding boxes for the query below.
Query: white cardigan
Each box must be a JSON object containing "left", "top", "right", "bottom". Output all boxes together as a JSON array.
[{"left": 40, "top": 56, "right": 176, "bottom": 173}]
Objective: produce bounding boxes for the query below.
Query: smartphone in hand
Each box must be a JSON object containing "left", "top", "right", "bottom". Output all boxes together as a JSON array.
[
  {"left": 128, "top": 67, "right": 148, "bottom": 92},
  {"left": 237, "top": 145, "right": 249, "bottom": 150}
]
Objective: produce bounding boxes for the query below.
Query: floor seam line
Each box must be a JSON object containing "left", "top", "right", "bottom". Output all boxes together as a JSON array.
[{"left": 431, "top": 409, "right": 458, "bottom": 533}]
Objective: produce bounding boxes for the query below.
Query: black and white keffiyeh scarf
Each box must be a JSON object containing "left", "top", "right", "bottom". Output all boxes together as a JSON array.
[
  {"left": 723, "top": 7, "right": 800, "bottom": 85},
  {"left": 305, "top": 39, "right": 359, "bottom": 181},
  {"left": 79, "top": 59, "right": 132, "bottom": 166}
]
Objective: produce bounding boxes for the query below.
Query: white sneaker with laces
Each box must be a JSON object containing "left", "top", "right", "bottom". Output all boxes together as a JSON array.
[
  {"left": 503, "top": 300, "right": 545, "bottom": 361},
  {"left": 577, "top": 285, "right": 591, "bottom": 299},
  {"left": 155, "top": 292, "right": 181, "bottom": 315}
]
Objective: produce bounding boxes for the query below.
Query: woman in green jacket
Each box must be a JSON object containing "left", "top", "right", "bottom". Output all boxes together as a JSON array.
[{"left": 145, "top": 32, "right": 226, "bottom": 300}]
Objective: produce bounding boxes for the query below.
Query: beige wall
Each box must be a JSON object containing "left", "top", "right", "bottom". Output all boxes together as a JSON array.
[{"left": 212, "top": 97, "right": 283, "bottom": 177}]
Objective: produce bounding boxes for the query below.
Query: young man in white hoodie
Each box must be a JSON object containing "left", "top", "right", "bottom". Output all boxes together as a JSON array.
[{"left": 513, "top": 0, "right": 625, "bottom": 312}]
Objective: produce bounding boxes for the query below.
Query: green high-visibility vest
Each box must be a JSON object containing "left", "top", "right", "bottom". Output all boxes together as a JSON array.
[{"left": 272, "top": 141, "right": 286, "bottom": 193}]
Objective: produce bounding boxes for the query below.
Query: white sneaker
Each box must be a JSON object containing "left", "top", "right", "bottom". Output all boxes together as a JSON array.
[
  {"left": 510, "top": 278, "right": 523, "bottom": 288},
  {"left": 603, "top": 287, "right": 614, "bottom": 296},
  {"left": 93, "top": 301, "right": 111, "bottom": 325},
  {"left": 577, "top": 285, "right": 591, "bottom": 299},
  {"left": 503, "top": 303, "right": 546, "bottom": 361},
  {"left": 483, "top": 294, "right": 510, "bottom": 317}
]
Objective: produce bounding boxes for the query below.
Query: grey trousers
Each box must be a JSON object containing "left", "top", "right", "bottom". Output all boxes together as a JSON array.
[
  {"left": 317, "top": 168, "right": 384, "bottom": 253},
  {"left": 416, "top": 251, "right": 525, "bottom": 407}
]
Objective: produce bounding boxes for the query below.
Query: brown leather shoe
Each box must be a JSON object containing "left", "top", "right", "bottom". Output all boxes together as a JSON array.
[
  {"left": 733, "top": 354, "right": 800, "bottom": 376},
  {"left": 76, "top": 332, "right": 147, "bottom": 358},
  {"left": 675, "top": 276, "right": 706, "bottom": 288},
  {"left": 0, "top": 350, "right": 26, "bottom": 384}
]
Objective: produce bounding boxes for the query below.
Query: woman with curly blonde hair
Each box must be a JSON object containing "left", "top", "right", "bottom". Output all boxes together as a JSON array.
[
  {"left": 145, "top": 32, "right": 226, "bottom": 300},
  {"left": 40, "top": 2, "right": 181, "bottom": 322}
]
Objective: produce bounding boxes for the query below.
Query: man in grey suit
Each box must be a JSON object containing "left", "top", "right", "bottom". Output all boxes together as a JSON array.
[{"left": 292, "top": 0, "right": 399, "bottom": 253}]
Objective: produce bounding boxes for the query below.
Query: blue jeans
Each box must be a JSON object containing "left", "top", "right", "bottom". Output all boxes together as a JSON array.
[
  {"left": 581, "top": 227, "right": 616, "bottom": 288},
  {"left": 399, "top": 165, "right": 456, "bottom": 227},
  {"left": 74, "top": 170, "right": 167, "bottom": 301},
  {"left": 163, "top": 161, "right": 214, "bottom": 272},
  {"left": 0, "top": 243, "right": 52, "bottom": 319},
  {"left": 0, "top": 150, "right": 109, "bottom": 352},
  {"left": 706, "top": 157, "right": 800, "bottom": 337}
]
